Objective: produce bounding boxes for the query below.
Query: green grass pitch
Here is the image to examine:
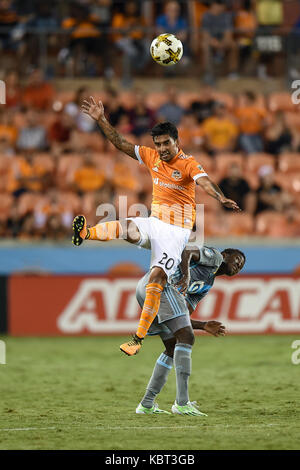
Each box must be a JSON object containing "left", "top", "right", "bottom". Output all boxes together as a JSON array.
[{"left": 0, "top": 335, "right": 299, "bottom": 450}]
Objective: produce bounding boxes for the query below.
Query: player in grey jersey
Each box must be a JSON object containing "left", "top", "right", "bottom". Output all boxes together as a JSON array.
[{"left": 135, "top": 245, "right": 246, "bottom": 416}]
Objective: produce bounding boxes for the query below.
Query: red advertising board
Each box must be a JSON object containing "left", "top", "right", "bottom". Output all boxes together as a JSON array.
[{"left": 8, "top": 274, "right": 300, "bottom": 335}]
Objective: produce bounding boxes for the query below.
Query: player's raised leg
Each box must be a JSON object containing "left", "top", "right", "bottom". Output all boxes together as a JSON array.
[{"left": 72, "top": 217, "right": 142, "bottom": 247}]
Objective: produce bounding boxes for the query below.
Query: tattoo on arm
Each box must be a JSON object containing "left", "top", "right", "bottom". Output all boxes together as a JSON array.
[
  {"left": 97, "top": 116, "right": 137, "bottom": 160},
  {"left": 197, "top": 176, "right": 225, "bottom": 202}
]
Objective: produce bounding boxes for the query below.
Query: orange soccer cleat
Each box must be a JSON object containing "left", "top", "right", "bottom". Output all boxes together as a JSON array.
[{"left": 120, "top": 335, "right": 143, "bottom": 356}]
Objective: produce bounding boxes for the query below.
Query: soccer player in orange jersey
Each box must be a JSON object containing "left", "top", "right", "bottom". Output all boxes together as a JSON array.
[{"left": 74, "top": 96, "right": 240, "bottom": 356}]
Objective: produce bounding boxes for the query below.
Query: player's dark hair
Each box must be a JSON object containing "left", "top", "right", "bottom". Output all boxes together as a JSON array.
[
  {"left": 222, "top": 248, "right": 246, "bottom": 263},
  {"left": 150, "top": 122, "right": 178, "bottom": 141}
]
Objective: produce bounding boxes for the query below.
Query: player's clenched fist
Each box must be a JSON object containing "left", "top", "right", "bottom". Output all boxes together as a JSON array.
[{"left": 81, "top": 96, "right": 104, "bottom": 121}]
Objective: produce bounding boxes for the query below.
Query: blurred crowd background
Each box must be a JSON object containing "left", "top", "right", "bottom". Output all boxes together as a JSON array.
[{"left": 0, "top": 0, "right": 300, "bottom": 240}]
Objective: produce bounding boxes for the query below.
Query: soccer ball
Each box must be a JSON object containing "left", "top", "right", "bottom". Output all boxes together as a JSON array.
[{"left": 150, "top": 33, "right": 183, "bottom": 67}]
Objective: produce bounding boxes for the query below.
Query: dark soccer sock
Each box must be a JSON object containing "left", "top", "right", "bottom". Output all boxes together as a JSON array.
[
  {"left": 141, "top": 353, "right": 173, "bottom": 408},
  {"left": 174, "top": 343, "right": 192, "bottom": 406}
]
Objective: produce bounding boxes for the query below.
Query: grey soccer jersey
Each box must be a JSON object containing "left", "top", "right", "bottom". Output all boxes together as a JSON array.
[{"left": 170, "top": 245, "right": 223, "bottom": 311}]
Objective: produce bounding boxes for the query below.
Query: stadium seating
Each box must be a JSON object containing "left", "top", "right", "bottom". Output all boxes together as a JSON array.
[
  {"left": 278, "top": 153, "right": 300, "bottom": 173},
  {"left": 215, "top": 153, "right": 245, "bottom": 176},
  {"left": 268, "top": 92, "right": 295, "bottom": 112},
  {"left": 246, "top": 153, "right": 276, "bottom": 173}
]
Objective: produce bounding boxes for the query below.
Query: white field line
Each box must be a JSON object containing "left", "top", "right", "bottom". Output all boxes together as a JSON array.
[{"left": 0, "top": 424, "right": 281, "bottom": 432}]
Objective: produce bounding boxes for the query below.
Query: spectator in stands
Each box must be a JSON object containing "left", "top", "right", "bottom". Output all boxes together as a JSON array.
[
  {"left": 234, "top": 0, "right": 257, "bottom": 74},
  {"left": 0, "top": 109, "right": 18, "bottom": 146},
  {"left": 61, "top": 1, "right": 110, "bottom": 77},
  {"left": 218, "top": 163, "right": 255, "bottom": 213},
  {"left": 22, "top": 68, "right": 55, "bottom": 111},
  {"left": 112, "top": 1, "right": 150, "bottom": 86},
  {"left": 5, "top": 69, "right": 22, "bottom": 108},
  {"left": 105, "top": 88, "right": 128, "bottom": 127},
  {"left": 129, "top": 90, "right": 156, "bottom": 137},
  {"left": 48, "top": 109, "right": 74, "bottom": 147},
  {"left": 201, "top": 0, "right": 238, "bottom": 82},
  {"left": 90, "top": 0, "right": 113, "bottom": 28},
  {"left": 8, "top": 153, "right": 52, "bottom": 196},
  {"left": 202, "top": 101, "right": 239, "bottom": 155},
  {"left": 64, "top": 87, "right": 96, "bottom": 133},
  {"left": 235, "top": 91, "right": 266, "bottom": 154},
  {"left": 177, "top": 111, "right": 204, "bottom": 152},
  {"left": 156, "top": 1, "right": 189, "bottom": 56},
  {"left": 16, "top": 109, "right": 48, "bottom": 151},
  {"left": 24, "top": 2, "right": 58, "bottom": 68},
  {"left": 189, "top": 86, "right": 218, "bottom": 123},
  {"left": 6, "top": 201, "right": 23, "bottom": 238},
  {"left": 0, "top": 0, "right": 19, "bottom": 51},
  {"left": 157, "top": 85, "right": 185, "bottom": 125},
  {"left": 264, "top": 111, "right": 292, "bottom": 155},
  {"left": 255, "top": 165, "right": 293, "bottom": 215},
  {"left": 73, "top": 154, "right": 106, "bottom": 195}
]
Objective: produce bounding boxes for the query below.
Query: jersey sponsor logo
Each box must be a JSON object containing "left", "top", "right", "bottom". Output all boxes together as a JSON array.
[
  {"left": 197, "top": 164, "right": 204, "bottom": 171},
  {"left": 172, "top": 170, "right": 182, "bottom": 180},
  {"left": 153, "top": 177, "right": 185, "bottom": 191}
]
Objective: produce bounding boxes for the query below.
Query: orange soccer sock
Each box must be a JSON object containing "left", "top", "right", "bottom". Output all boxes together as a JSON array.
[
  {"left": 136, "top": 283, "right": 164, "bottom": 339},
  {"left": 88, "top": 221, "right": 123, "bottom": 241}
]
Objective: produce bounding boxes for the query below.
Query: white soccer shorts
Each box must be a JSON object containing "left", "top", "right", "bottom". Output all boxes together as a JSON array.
[{"left": 127, "top": 216, "right": 191, "bottom": 279}]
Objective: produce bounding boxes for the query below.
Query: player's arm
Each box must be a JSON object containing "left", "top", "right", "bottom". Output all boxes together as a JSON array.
[
  {"left": 81, "top": 96, "right": 137, "bottom": 160},
  {"left": 196, "top": 175, "right": 241, "bottom": 211},
  {"left": 187, "top": 304, "right": 226, "bottom": 337},
  {"left": 174, "top": 246, "right": 200, "bottom": 295}
]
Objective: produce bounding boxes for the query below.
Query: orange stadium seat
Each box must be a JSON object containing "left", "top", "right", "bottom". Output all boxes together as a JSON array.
[
  {"left": 215, "top": 153, "right": 245, "bottom": 176},
  {"left": 246, "top": 153, "right": 276, "bottom": 173},
  {"left": 57, "top": 153, "right": 83, "bottom": 189},
  {"left": 118, "top": 91, "right": 136, "bottom": 110},
  {"left": 55, "top": 91, "right": 74, "bottom": 105},
  {"left": 278, "top": 153, "right": 300, "bottom": 173},
  {"left": 146, "top": 92, "right": 168, "bottom": 110},
  {"left": 33, "top": 153, "right": 55, "bottom": 172},
  {"left": 193, "top": 152, "right": 214, "bottom": 173},
  {"left": 70, "top": 131, "right": 104, "bottom": 152},
  {"left": 255, "top": 211, "right": 293, "bottom": 237},
  {"left": 283, "top": 112, "right": 300, "bottom": 129},
  {"left": 211, "top": 91, "right": 235, "bottom": 110},
  {"left": 225, "top": 212, "right": 254, "bottom": 236},
  {"left": 195, "top": 187, "right": 220, "bottom": 212},
  {"left": 58, "top": 191, "right": 82, "bottom": 213},
  {"left": 17, "top": 192, "right": 46, "bottom": 217},
  {"left": 268, "top": 92, "right": 295, "bottom": 112},
  {"left": 202, "top": 211, "right": 230, "bottom": 237},
  {"left": 177, "top": 92, "right": 201, "bottom": 109}
]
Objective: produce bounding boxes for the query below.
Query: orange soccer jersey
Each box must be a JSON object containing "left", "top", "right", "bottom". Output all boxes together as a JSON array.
[{"left": 135, "top": 145, "right": 207, "bottom": 229}]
